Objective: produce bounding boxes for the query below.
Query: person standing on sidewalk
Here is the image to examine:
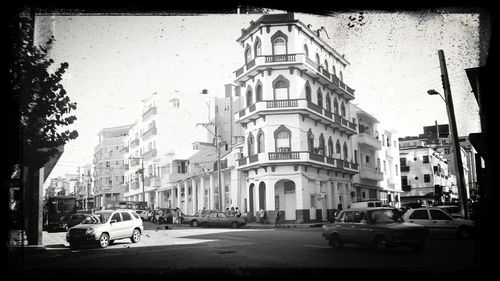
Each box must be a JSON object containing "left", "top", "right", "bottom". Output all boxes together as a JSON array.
[
  {"left": 258, "top": 208, "right": 265, "bottom": 224},
  {"left": 275, "top": 209, "right": 281, "bottom": 228}
]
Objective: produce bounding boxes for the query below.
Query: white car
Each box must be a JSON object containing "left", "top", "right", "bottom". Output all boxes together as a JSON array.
[
  {"left": 134, "top": 210, "right": 149, "bottom": 221},
  {"left": 66, "top": 209, "right": 144, "bottom": 249},
  {"left": 401, "top": 207, "right": 474, "bottom": 239}
]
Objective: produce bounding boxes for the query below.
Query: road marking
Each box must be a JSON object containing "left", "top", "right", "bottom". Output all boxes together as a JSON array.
[{"left": 304, "top": 244, "right": 331, "bottom": 249}]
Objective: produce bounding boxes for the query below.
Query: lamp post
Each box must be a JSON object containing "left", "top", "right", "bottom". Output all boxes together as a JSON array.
[
  {"left": 427, "top": 50, "right": 469, "bottom": 219},
  {"left": 129, "top": 157, "right": 145, "bottom": 205}
]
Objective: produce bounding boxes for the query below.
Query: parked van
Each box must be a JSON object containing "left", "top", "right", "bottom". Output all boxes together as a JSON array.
[{"left": 349, "top": 201, "right": 383, "bottom": 208}]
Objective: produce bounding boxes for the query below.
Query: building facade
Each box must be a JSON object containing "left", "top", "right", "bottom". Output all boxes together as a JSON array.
[
  {"left": 350, "top": 104, "right": 402, "bottom": 208},
  {"left": 93, "top": 125, "right": 133, "bottom": 209},
  {"left": 232, "top": 13, "right": 359, "bottom": 223}
]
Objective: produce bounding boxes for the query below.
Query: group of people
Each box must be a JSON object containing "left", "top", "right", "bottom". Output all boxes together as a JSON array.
[
  {"left": 146, "top": 207, "right": 183, "bottom": 228},
  {"left": 259, "top": 208, "right": 282, "bottom": 228},
  {"left": 224, "top": 207, "right": 242, "bottom": 218}
]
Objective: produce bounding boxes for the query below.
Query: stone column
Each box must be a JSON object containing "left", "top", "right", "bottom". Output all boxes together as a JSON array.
[
  {"left": 209, "top": 173, "right": 215, "bottom": 210},
  {"left": 230, "top": 169, "right": 239, "bottom": 208},
  {"left": 221, "top": 171, "right": 226, "bottom": 210},
  {"left": 199, "top": 175, "right": 205, "bottom": 210},
  {"left": 294, "top": 173, "right": 308, "bottom": 223},
  {"left": 192, "top": 178, "right": 197, "bottom": 213},
  {"left": 176, "top": 182, "right": 181, "bottom": 209},
  {"left": 183, "top": 181, "right": 189, "bottom": 214}
]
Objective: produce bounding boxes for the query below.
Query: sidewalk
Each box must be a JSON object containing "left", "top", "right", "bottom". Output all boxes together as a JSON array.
[{"left": 244, "top": 222, "right": 327, "bottom": 229}]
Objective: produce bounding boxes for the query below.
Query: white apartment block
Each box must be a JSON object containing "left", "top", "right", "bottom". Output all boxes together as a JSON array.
[
  {"left": 93, "top": 125, "right": 133, "bottom": 209},
  {"left": 351, "top": 104, "right": 402, "bottom": 208},
  {"left": 122, "top": 91, "right": 211, "bottom": 208}
]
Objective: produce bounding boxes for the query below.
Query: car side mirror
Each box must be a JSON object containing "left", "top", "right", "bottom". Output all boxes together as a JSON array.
[{"left": 110, "top": 219, "right": 117, "bottom": 224}]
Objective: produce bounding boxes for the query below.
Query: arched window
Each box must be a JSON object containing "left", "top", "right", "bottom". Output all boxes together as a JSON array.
[
  {"left": 304, "top": 44, "right": 309, "bottom": 57},
  {"left": 340, "top": 71, "right": 344, "bottom": 82},
  {"left": 254, "top": 39, "right": 261, "bottom": 57},
  {"left": 305, "top": 84, "right": 311, "bottom": 101},
  {"left": 324, "top": 59, "right": 329, "bottom": 72},
  {"left": 274, "top": 125, "right": 291, "bottom": 152},
  {"left": 332, "top": 65, "right": 336, "bottom": 76},
  {"left": 328, "top": 137, "right": 334, "bottom": 157},
  {"left": 307, "top": 129, "right": 314, "bottom": 153},
  {"left": 341, "top": 102, "right": 346, "bottom": 117},
  {"left": 315, "top": 53, "right": 320, "bottom": 68},
  {"left": 318, "top": 134, "right": 325, "bottom": 156},
  {"left": 325, "top": 94, "right": 331, "bottom": 112},
  {"left": 336, "top": 140, "right": 341, "bottom": 157},
  {"left": 273, "top": 37, "right": 286, "bottom": 55},
  {"left": 248, "top": 133, "right": 255, "bottom": 156},
  {"left": 246, "top": 89, "right": 253, "bottom": 107},
  {"left": 257, "top": 130, "right": 265, "bottom": 153},
  {"left": 245, "top": 45, "right": 252, "bottom": 64},
  {"left": 256, "top": 84, "right": 263, "bottom": 102},
  {"left": 343, "top": 142, "right": 348, "bottom": 160},
  {"left": 273, "top": 75, "right": 289, "bottom": 100},
  {"left": 333, "top": 98, "right": 339, "bottom": 114},
  {"left": 317, "top": 89, "right": 323, "bottom": 108}
]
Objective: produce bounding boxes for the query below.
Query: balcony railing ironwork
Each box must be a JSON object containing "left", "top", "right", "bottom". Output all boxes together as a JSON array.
[
  {"left": 309, "top": 152, "right": 325, "bottom": 162},
  {"left": 246, "top": 59, "right": 256, "bottom": 70},
  {"left": 265, "top": 54, "right": 296, "bottom": 63},
  {"left": 307, "top": 101, "right": 322, "bottom": 114},
  {"left": 266, "top": 99, "right": 298, "bottom": 108},
  {"left": 269, "top": 152, "right": 300, "bottom": 160}
]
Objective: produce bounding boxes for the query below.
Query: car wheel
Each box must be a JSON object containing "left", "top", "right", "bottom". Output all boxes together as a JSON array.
[
  {"left": 231, "top": 221, "right": 239, "bottom": 229},
  {"left": 98, "top": 233, "right": 110, "bottom": 248},
  {"left": 70, "top": 242, "right": 81, "bottom": 250},
  {"left": 201, "top": 222, "right": 209, "bottom": 228},
  {"left": 410, "top": 241, "right": 425, "bottom": 252},
  {"left": 191, "top": 220, "right": 199, "bottom": 227},
  {"left": 457, "top": 226, "right": 472, "bottom": 240},
  {"left": 374, "top": 235, "right": 389, "bottom": 253},
  {"left": 329, "top": 234, "right": 343, "bottom": 249},
  {"left": 130, "top": 229, "right": 141, "bottom": 243}
]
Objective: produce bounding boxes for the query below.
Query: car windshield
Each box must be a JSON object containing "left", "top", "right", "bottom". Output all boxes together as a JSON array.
[
  {"left": 368, "top": 209, "right": 400, "bottom": 223},
  {"left": 82, "top": 213, "right": 110, "bottom": 224}
]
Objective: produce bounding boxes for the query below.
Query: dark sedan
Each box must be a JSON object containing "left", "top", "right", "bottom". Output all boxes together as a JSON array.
[
  {"left": 322, "top": 207, "right": 429, "bottom": 253},
  {"left": 189, "top": 211, "right": 246, "bottom": 228},
  {"left": 48, "top": 213, "right": 90, "bottom": 232}
]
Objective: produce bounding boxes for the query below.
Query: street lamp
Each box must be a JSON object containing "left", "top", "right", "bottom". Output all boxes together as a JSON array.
[
  {"left": 427, "top": 50, "right": 469, "bottom": 219},
  {"left": 129, "top": 157, "right": 145, "bottom": 205}
]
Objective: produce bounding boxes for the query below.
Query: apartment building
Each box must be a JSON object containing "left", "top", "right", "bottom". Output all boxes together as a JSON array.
[
  {"left": 93, "top": 125, "right": 133, "bottom": 209},
  {"left": 350, "top": 104, "right": 402, "bottom": 208}
]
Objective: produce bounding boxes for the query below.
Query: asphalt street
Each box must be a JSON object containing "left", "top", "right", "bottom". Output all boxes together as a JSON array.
[{"left": 8, "top": 222, "right": 479, "bottom": 278}]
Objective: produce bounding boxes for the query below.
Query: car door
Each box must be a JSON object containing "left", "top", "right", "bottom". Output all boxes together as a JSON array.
[
  {"left": 337, "top": 211, "right": 355, "bottom": 242},
  {"left": 120, "top": 211, "right": 135, "bottom": 237},
  {"left": 351, "top": 211, "right": 370, "bottom": 244},
  {"left": 429, "top": 209, "right": 455, "bottom": 236},
  {"left": 218, "top": 212, "right": 229, "bottom": 227},
  {"left": 407, "top": 209, "right": 433, "bottom": 233},
  {"left": 109, "top": 212, "right": 126, "bottom": 239}
]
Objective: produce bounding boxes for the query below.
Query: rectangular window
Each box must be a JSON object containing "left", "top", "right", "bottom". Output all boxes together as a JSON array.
[
  {"left": 284, "top": 181, "right": 295, "bottom": 194},
  {"left": 387, "top": 137, "right": 390, "bottom": 147},
  {"left": 395, "top": 164, "right": 399, "bottom": 176},
  {"left": 382, "top": 134, "right": 385, "bottom": 146},
  {"left": 424, "top": 174, "right": 431, "bottom": 182},
  {"left": 354, "top": 150, "right": 358, "bottom": 164},
  {"left": 400, "top": 158, "right": 407, "bottom": 166},
  {"left": 401, "top": 176, "right": 408, "bottom": 186},
  {"left": 275, "top": 196, "right": 280, "bottom": 210},
  {"left": 423, "top": 155, "right": 429, "bottom": 163},
  {"left": 383, "top": 160, "right": 386, "bottom": 173},
  {"left": 310, "top": 194, "right": 316, "bottom": 208},
  {"left": 377, "top": 158, "right": 380, "bottom": 170},
  {"left": 365, "top": 155, "right": 370, "bottom": 163}
]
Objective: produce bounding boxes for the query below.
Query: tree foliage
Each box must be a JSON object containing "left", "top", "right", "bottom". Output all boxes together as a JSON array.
[{"left": 9, "top": 14, "right": 78, "bottom": 170}]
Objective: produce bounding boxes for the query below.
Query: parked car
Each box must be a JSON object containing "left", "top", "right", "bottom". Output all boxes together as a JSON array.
[
  {"left": 134, "top": 210, "right": 148, "bottom": 221},
  {"left": 66, "top": 209, "right": 144, "bottom": 249},
  {"left": 190, "top": 211, "right": 246, "bottom": 228},
  {"left": 48, "top": 213, "right": 90, "bottom": 232},
  {"left": 401, "top": 207, "right": 475, "bottom": 239},
  {"left": 349, "top": 201, "right": 383, "bottom": 208},
  {"left": 321, "top": 207, "right": 429, "bottom": 253},
  {"left": 435, "top": 205, "right": 462, "bottom": 218}
]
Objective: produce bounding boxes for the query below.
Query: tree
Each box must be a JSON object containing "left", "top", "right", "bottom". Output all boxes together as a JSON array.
[{"left": 9, "top": 13, "right": 78, "bottom": 171}]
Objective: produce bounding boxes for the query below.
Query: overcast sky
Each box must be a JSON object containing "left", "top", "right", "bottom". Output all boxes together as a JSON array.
[{"left": 35, "top": 9, "right": 485, "bottom": 180}]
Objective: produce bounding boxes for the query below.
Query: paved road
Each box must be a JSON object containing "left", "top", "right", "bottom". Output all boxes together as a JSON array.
[{"left": 9, "top": 225, "right": 478, "bottom": 277}]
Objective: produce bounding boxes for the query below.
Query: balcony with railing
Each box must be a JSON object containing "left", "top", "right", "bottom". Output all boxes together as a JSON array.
[
  {"left": 129, "top": 158, "right": 140, "bottom": 167},
  {"left": 142, "top": 148, "right": 157, "bottom": 161},
  {"left": 142, "top": 126, "right": 157, "bottom": 140},
  {"left": 236, "top": 151, "right": 358, "bottom": 174},
  {"left": 130, "top": 138, "right": 140, "bottom": 148},
  {"left": 213, "top": 159, "right": 229, "bottom": 171},
  {"left": 142, "top": 106, "right": 157, "bottom": 120},
  {"left": 359, "top": 166, "right": 384, "bottom": 181},
  {"left": 234, "top": 53, "right": 355, "bottom": 100},
  {"left": 235, "top": 99, "right": 357, "bottom": 135},
  {"left": 357, "top": 133, "right": 382, "bottom": 150},
  {"left": 120, "top": 146, "right": 129, "bottom": 153}
]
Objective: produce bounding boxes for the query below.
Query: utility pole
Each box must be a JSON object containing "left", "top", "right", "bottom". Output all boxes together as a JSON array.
[{"left": 437, "top": 49, "right": 470, "bottom": 219}]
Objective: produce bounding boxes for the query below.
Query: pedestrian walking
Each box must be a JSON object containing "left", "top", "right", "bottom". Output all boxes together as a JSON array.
[
  {"left": 225, "top": 207, "right": 230, "bottom": 217},
  {"left": 275, "top": 209, "right": 281, "bottom": 228},
  {"left": 258, "top": 208, "right": 265, "bottom": 224},
  {"left": 175, "top": 207, "right": 182, "bottom": 227},
  {"left": 235, "top": 207, "right": 241, "bottom": 218},
  {"left": 230, "top": 207, "right": 235, "bottom": 217}
]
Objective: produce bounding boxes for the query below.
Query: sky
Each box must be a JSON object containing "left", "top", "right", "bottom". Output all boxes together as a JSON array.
[{"left": 34, "top": 9, "right": 485, "bottom": 182}]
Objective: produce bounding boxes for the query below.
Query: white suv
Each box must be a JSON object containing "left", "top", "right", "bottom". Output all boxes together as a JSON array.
[{"left": 66, "top": 209, "right": 144, "bottom": 249}]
